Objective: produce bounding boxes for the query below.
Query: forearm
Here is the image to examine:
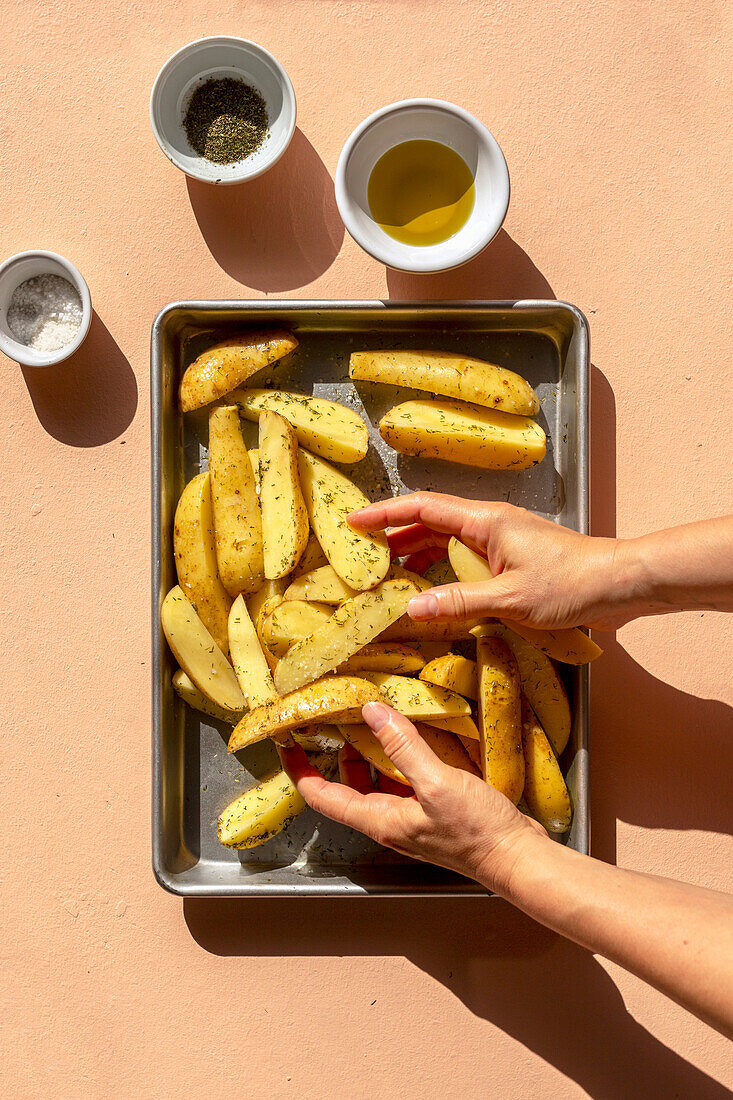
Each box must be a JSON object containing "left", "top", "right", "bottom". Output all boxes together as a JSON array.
[
  {"left": 488, "top": 834, "right": 733, "bottom": 1037},
  {"left": 616, "top": 516, "right": 733, "bottom": 620}
]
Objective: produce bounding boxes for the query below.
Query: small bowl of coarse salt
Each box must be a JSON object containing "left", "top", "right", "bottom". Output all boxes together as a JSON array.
[{"left": 0, "top": 250, "right": 92, "bottom": 367}]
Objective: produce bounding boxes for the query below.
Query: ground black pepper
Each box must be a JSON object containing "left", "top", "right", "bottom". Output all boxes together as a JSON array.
[{"left": 183, "top": 77, "right": 269, "bottom": 164}]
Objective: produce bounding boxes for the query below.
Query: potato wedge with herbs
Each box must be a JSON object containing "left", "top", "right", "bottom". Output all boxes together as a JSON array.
[
  {"left": 172, "top": 669, "right": 244, "bottom": 725},
  {"left": 228, "top": 676, "right": 386, "bottom": 752},
  {"left": 161, "top": 587, "right": 245, "bottom": 714},
  {"left": 423, "top": 558, "right": 457, "bottom": 587},
  {"left": 417, "top": 724, "right": 479, "bottom": 774},
  {"left": 476, "top": 633, "right": 524, "bottom": 803},
  {"left": 379, "top": 399, "right": 546, "bottom": 471},
  {"left": 298, "top": 449, "right": 391, "bottom": 591},
  {"left": 350, "top": 350, "right": 539, "bottom": 417},
  {"left": 521, "top": 697, "right": 572, "bottom": 833},
  {"left": 419, "top": 654, "right": 478, "bottom": 700},
  {"left": 248, "top": 448, "right": 260, "bottom": 491},
  {"left": 337, "top": 642, "right": 426, "bottom": 675},
  {"left": 173, "top": 472, "right": 232, "bottom": 654},
  {"left": 284, "top": 564, "right": 357, "bottom": 605},
  {"left": 428, "top": 715, "right": 481, "bottom": 741},
  {"left": 232, "top": 389, "right": 369, "bottom": 464},
  {"left": 209, "top": 406, "right": 264, "bottom": 598},
  {"left": 228, "top": 596, "right": 276, "bottom": 708},
  {"left": 448, "top": 537, "right": 603, "bottom": 665},
  {"left": 258, "top": 410, "right": 309, "bottom": 579},
  {"left": 337, "top": 724, "right": 409, "bottom": 785},
  {"left": 358, "top": 673, "right": 470, "bottom": 720},
  {"left": 274, "top": 579, "right": 418, "bottom": 694},
  {"left": 218, "top": 753, "right": 336, "bottom": 849},
  {"left": 293, "top": 724, "right": 345, "bottom": 752},
  {"left": 262, "top": 599, "right": 334, "bottom": 659},
  {"left": 479, "top": 622, "right": 571, "bottom": 755},
  {"left": 380, "top": 617, "right": 479, "bottom": 643},
  {"left": 293, "top": 531, "right": 329, "bottom": 577},
  {"left": 255, "top": 593, "right": 285, "bottom": 671},
  {"left": 246, "top": 577, "right": 286, "bottom": 626},
  {"left": 179, "top": 330, "right": 298, "bottom": 412}
]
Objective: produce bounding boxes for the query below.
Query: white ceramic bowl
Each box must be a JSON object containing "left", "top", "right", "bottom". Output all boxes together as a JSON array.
[
  {"left": 150, "top": 36, "right": 297, "bottom": 185},
  {"left": 335, "top": 99, "right": 510, "bottom": 273},
  {"left": 0, "top": 251, "right": 92, "bottom": 368}
]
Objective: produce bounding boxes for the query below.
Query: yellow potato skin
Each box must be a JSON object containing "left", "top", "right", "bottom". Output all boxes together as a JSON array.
[
  {"left": 350, "top": 350, "right": 539, "bottom": 416},
  {"left": 232, "top": 389, "right": 369, "bottom": 464},
  {"left": 297, "top": 449, "right": 390, "bottom": 591},
  {"left": 228, "top": 676, "right": 385, "bottom": 752},
  {"left": 419, "top": 654, "right": 478, "bottom": 700},
  {"left": 262, "top": 600, "right": 334, "bottom": 659},
  {"left": 380, "top": 399, "right": 546, "bottom": 471},
  {"left": 521, "top": 698, "right": 572, "bottom": 833},
  {"left": 476, "top": 634, "right": 524, "bottom": 804},
  {"left": 217, "top": 752, "right": 336, "bottom": 849},
  {"left": 209, "top": 406, "right": 264, "bottom": 598},
  {"left": 336, "top": 642, "right": 426, "bottom": 675},
  {"left": 173, "top": 472, "right": 232, "bottom": 654},
  {"left": 179, "top": 330, "right": 298, "bottom": 412},
  {"left": 359, "top": 673, "right": 471, "bottom": 719},
  {"left": 259, "top": 411, "right": 309, "bottom": 579},
  {"left": 417, "top": 724, "right": 479, "bottom": 775},
  {"left": 161, "top": 587, "right": 245, "bottom": 714},
  {"left": 172, "top": 669, "right": 243, "bottom": 725},
  {"left": 337, "top": 724, "right": 410, "bottom": 785}
]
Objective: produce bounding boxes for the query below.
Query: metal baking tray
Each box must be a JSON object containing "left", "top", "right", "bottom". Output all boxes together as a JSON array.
[{"left": 152, "top": 300, "right": 589, "bottom": 897}]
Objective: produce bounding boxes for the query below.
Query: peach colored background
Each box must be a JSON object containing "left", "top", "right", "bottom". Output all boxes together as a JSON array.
[{"left": 2, "top": 2, "right": 732, "bottom": 1096}]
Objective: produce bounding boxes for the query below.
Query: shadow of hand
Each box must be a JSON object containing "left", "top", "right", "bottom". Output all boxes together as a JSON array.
[{"left": 187, "top": 128, "right": 343, "bottom": 292}]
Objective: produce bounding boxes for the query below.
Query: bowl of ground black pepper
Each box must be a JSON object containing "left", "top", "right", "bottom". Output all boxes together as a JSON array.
[{"left": 150, "top": 37, "right": 296, "bottom": 184}]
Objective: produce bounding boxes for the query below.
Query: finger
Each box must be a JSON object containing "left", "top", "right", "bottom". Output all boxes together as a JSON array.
[
  {"left": 387, "top": 523, "right": 450, "bottom": 556},
  {"left": 407, "top": 580, "right": 515, "bottom": 622},
  {"left": 402, "top": 547, "right": 448, "bottom": 575},
  {"left": 338, "top": 743, "right": 375, "bottom": 793},
  {"left": 377, "top": 772, "right": 416, "bottom": 797},
  {"left": 348, "top": 492, "right": 489, "bottom": 545},
  {"left": 362, "top": 702, "right": 445, "bottom": 794}
]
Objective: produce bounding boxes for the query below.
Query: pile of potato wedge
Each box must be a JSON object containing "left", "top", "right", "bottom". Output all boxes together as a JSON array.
[{"left": 162, "top": 330, "right": 601, "bottom": 856}]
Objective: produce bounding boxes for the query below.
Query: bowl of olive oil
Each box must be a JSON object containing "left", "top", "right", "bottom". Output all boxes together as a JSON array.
[{"left": 335, "top": 99, "right": 509, "bottom": 273}]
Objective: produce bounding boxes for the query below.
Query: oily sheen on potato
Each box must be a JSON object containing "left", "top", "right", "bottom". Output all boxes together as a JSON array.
[
  {"left": 520, "top": 697, "right": 572, "bottom": 833},
  {"left": 476, "top": 633, "right": 524, "bottom": 804},
  {"left": 209, "top": 406, "right": 265, "bottom": 598},
  {"left": 379, "top": 398, "right": 546, "bottom": 471},
  {"left": 173, "top": 471, "right": 232, "bottom": 654},
  {"left": 232, "top": 389, "right": 369, "bottom": 464},
  {"left": 228, "top": 595, "right": 277, "bottom": 708},
  {"left": 350, "top": 350, "right": 540, "bottom": 416},
  {"left": 179, "top": 330, "right": 298, "bottom": 412},
  {"left": 258, "top": 410, "right": 309, "bottom": 579},
  {"left": 161, "top": 587, "right": 245, "bottom": 714}
]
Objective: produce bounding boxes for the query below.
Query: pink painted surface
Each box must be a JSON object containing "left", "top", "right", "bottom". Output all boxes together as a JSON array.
[{"left": 2, "top": 2, "right": 732, "bottom": 1096}]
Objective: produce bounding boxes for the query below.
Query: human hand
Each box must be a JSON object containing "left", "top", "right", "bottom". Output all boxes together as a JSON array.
[
  {"left": 350, "top": 492, "right": 637, "bottom": 630},
  {"left": 278, "top": 701, "right": 547, "bottom": 894}
]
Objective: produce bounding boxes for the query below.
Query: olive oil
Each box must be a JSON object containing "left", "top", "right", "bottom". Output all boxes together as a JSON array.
[{"left": 368, "top": 140, "right": 475, "bottom": 246}]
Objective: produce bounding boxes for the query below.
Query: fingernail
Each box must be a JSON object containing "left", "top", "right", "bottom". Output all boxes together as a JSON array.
[
  {"left": 362, "top": 701, "right": 391, "bottom": 731},
  {"left": 408, "top": 592, "right": 439, "bottom": 620}
]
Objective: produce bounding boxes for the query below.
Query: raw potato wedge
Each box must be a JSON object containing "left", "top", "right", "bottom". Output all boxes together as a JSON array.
[
  {"left": 173, "top": 472, "right": 232, "bottom": 654},
  {"left": 337, "top": 642, "right": 426, "bottom": 675},
  {"left": 423, "top": 559, "right": 457, "bottom": 587},
  {"left": 248, "top": 448, "right": 260, "bottom": 491},
  {"left": 172, "top": 669, "right": 243, "bottom": 725},
  {"left": 476, "top": 634, "right": 524, "bottom": 804},
  {"left": 419, "top": 654, "right": 478, "bottom": 700},
  {"left": 427, "top": 715, "right": 481, "bottom": 741},
  {"left": 274, "top": 579, "right": 418, "bottom": 694},
  {"left": 232, "top": 389, "right": 369, "bottom": 464},
  {"left": 298, "top": 449, "right": 391, "bottom": 590},
  {"left": 380, "top": 617, "right": 479, "bottom": 643},
  {"left": 359, "top": 673, "right": 470, "bottom": 719},
  {"left": 480, "top": 623, "right": 571, "bottom": 755},
  {"left": 209, "top": 406, "right": 264, "bottom": 597},
  {"left": 218, "top": 752, "right": 336, "bottom": 849},
  {"left": 337, "top": 724, "right": 410, "bottom": 786},
  {"left": 417, "top": 724, "right": 479, "bottom": 775},
  {"left": 521, "top": 697, "right": 572, "bottom": 833},
  {"left": 448, "top": 537, "right": 603, "bottom": 665},
  {"left": 228, "top": 596, "right": 276, "bottom": 707},
  {"left": 293, "top": 531, "right": 329, "bottom": 577},
  {"left": 228, "top": 676, "right": 386, "bottom": 751},
  {"left": 350, "top": 350, "right": 539, "bottom": 416},
  {"left": 161, "top": 587, "right": 245, "bottom": 714},
  {"left": 293, "top": 724, "right": 345, "bottom": 752},
  {"left": 259, "top": 411, "right": 309, "bottom": 579},
  {"left": 179, "top": 330, "right": 298, "bottom": 412},
  {"left": 380, "top": 399, "right": 546, "bottom": 471},
  {"left": 262, "top": 600, "right": 334, "bottom": 659},
  {"left": 256, "top": 593, "right": 286, "bottom": 671},
  {"left": 284, "top": 564, "right": 357, "bottom": 605},
  {"left": 246, "top": 577, "right": 286, "bottom": 626},
  {"left": 458, "top": 735, "right": 482, "bottom": 768}
]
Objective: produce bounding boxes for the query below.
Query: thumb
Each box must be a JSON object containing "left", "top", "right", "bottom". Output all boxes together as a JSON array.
[
  {"left": 362, "top": 702, "right": 444, "bottom": 795},
  {"left": 407, "top": 580, "right": 518, "bottom": 622}
]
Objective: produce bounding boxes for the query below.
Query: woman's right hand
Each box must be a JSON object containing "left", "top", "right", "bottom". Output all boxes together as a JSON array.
[{"left": 349, "top": 492, "right": 640, "bottom": 630}]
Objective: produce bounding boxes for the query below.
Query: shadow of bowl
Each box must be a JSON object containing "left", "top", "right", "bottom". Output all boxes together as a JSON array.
[{"left": 187, "top": 128, "right": 344, "bottom": 292}]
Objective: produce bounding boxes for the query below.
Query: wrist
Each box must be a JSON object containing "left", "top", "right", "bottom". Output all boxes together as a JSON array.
[{"left": 474, "top": 825, "right": 558, "bottom": 899}]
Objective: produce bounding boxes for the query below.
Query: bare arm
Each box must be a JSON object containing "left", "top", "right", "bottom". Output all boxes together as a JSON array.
[
  {"left": 279, "top": 705, "right": 733, "bottom": 1037},
  {"left": 349, "top": 495, "right": 733, "bottom": 630}
]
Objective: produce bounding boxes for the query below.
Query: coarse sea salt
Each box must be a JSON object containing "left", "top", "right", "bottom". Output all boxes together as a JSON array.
[{"left": 7, "top": 274, "right": 82, "bottom": 353}]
